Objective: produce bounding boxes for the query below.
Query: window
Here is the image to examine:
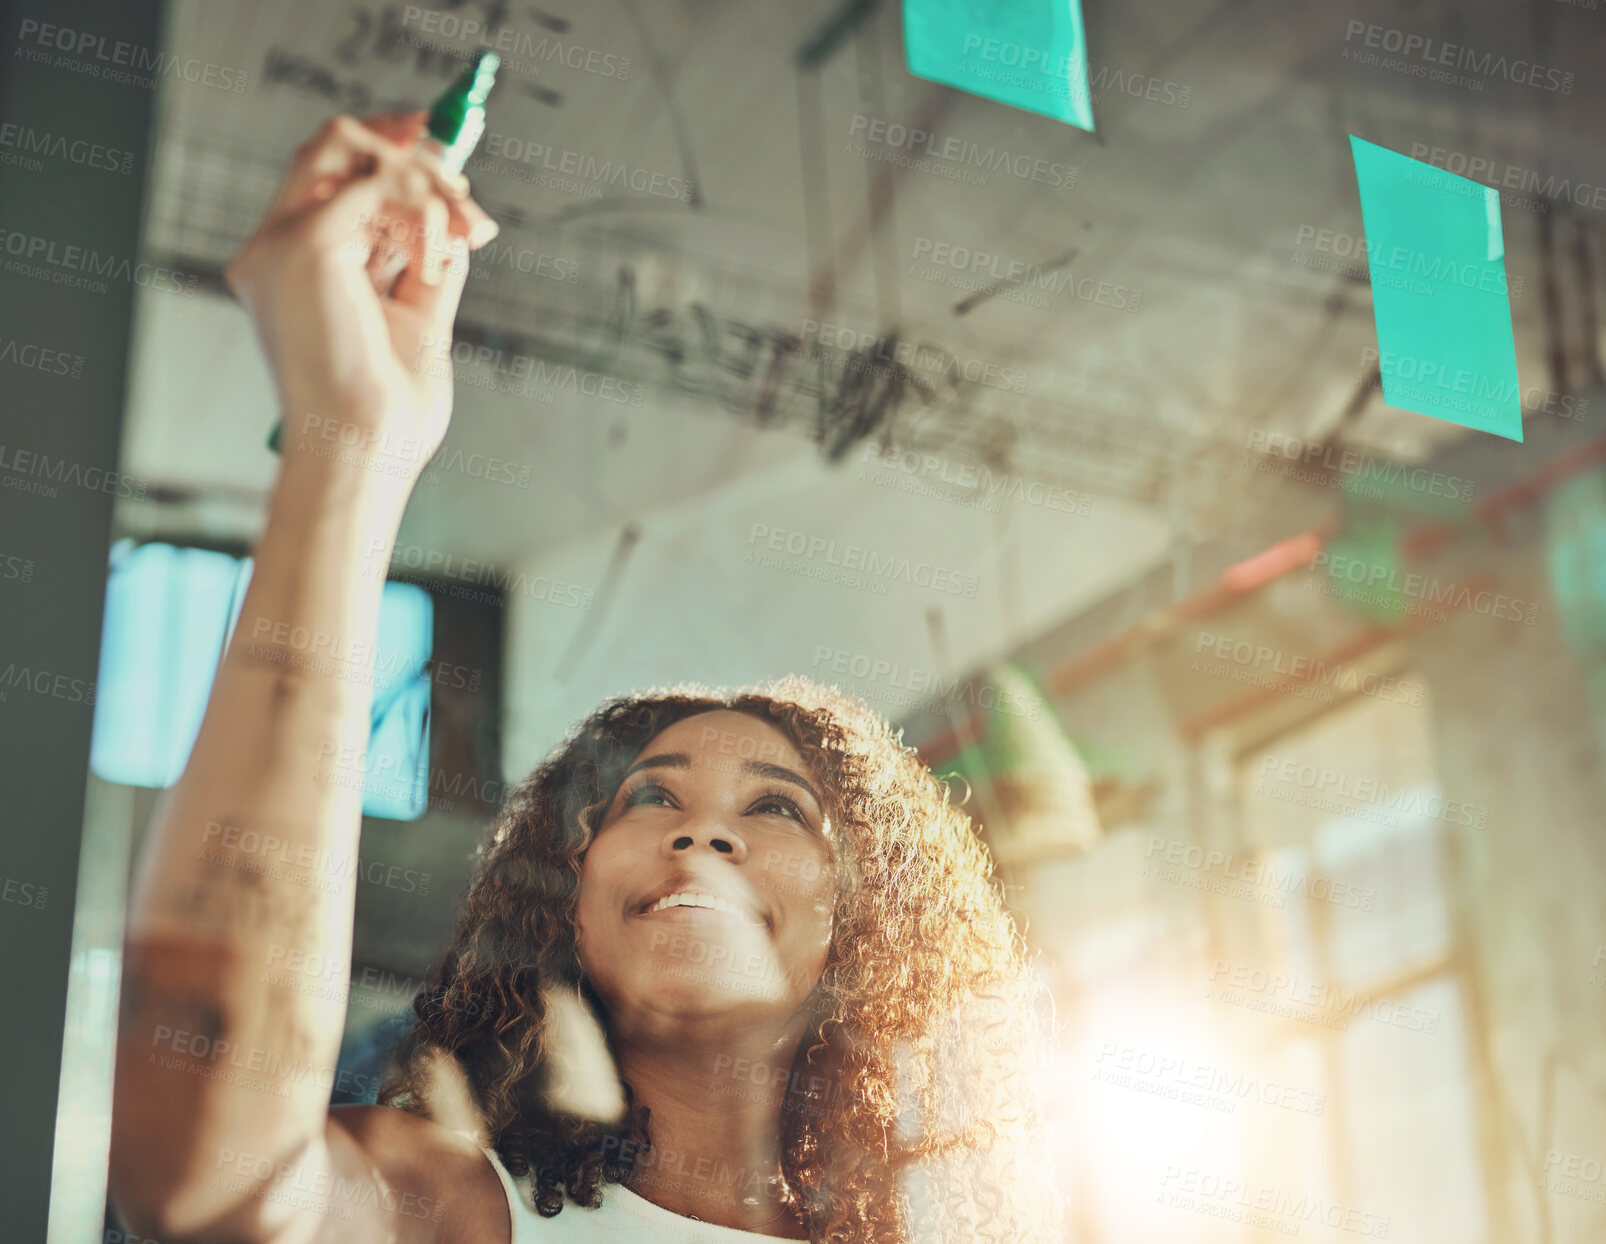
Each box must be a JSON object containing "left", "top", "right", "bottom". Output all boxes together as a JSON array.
[
  {"left": 1234, "top": 686, "right": 1489, "bottom": 1244},
  {"left": 90, "top": 540, "right": 434, "bottom": 820}
]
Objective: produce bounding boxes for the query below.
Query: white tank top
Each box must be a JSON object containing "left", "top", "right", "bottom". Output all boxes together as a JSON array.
[{"left": 475, "top": 1141, "right": 804, "bottom": 1242}]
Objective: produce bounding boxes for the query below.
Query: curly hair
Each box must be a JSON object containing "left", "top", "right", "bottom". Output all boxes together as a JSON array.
[{"left": 377, "top": 674, "right": 1063, "bottom": 1242}]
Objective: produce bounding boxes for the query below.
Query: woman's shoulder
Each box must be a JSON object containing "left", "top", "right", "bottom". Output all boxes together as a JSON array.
[{"left": 329, "top": 1103, "right": 513, "bottom": 1243}]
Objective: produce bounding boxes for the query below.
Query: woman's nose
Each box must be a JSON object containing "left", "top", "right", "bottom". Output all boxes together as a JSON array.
[{"left": 662, "top": 820, "right": 749, "bottom": 864}]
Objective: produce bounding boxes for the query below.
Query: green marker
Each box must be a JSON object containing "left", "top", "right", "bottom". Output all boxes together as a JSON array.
[
  {"left": 421, "top": 50, "right": 500, "bottom": 174},
  {"left": 268, "top": 52, "right": 500, "bottom": 455}
]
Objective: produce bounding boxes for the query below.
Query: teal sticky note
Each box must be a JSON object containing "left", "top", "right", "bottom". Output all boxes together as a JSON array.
[
  {"left": 903, "top": 0, "right": 1095, "bottom": 132},
  {"left": 1349, "top": 136, "right": 1522, "bottom": 441}
]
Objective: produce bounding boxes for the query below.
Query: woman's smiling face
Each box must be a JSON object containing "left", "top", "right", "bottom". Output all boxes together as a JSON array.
[{"left": 575, "top": 710, "right": 838, "bottom": 1034}]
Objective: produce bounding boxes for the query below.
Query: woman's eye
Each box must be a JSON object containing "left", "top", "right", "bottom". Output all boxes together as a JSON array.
[
  {"left": 626, "top": 783, "right": 673, "bottom": 807},
  {"left": 751, "top": 795, "right": 805, "bottom": 822}
]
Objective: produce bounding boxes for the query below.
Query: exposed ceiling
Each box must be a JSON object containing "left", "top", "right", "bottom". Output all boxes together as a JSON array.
[{"left": 117, "top": 0, "right": 1606, "bottom": 767}]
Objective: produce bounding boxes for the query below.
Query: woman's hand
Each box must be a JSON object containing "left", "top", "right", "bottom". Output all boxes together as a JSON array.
[{"left": 224, "top": 111, "right": 500, "bottom": 485}]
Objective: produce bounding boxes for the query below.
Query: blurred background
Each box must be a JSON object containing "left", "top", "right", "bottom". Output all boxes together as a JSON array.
[{"left": 15, "top": 0, "right": 1606, "bottom": 1240}]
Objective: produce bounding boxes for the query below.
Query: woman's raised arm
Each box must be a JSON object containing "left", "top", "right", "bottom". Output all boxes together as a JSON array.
[{"left": 109, "top": 112, "right": 505, "bottom": 1244}]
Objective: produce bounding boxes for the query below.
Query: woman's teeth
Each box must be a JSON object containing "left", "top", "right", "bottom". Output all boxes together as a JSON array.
[{"left": 646, "top": 893, "right": 757, "bottom": 922}]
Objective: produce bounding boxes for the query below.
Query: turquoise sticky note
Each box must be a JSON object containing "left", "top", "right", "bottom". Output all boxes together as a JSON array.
[
  {"left": 1349, "top": 136, "right": 1522, "bottom": 441},
  {"left": 903, "top": 0, "right": 1094, "bottom": 132}
]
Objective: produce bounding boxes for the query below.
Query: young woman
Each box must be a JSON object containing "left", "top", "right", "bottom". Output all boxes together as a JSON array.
[{"left": 109, "top": 112, "right": 1060, "bottom": 1244}]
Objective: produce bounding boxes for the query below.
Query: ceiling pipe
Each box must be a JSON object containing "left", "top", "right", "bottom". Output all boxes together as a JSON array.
[{"left": 916, "top": 432, "right": 1606, "bottom": 766}]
